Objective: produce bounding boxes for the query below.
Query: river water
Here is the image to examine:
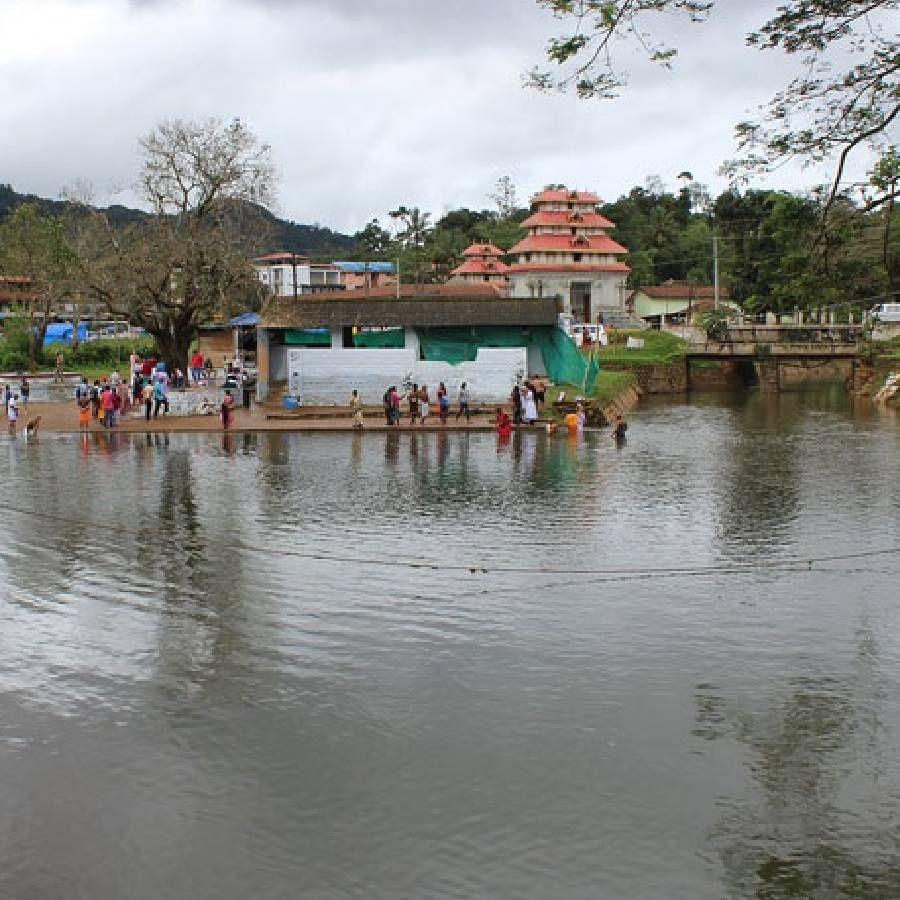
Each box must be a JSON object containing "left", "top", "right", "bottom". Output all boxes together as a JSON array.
[{"left": 0, "top": 390, "right": 898, "bottom": 899}]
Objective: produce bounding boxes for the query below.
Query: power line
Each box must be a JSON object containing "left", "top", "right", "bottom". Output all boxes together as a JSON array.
[{"left": 1, "top": 500, "right": 897, "bottom": 582}]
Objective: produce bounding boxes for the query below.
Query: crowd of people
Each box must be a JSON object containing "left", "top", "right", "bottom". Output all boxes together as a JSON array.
[
  {"left": 72, "top": 352, "right": 172, "bottom": 430},
  {"left": 356, "top": 378, "right": 552, "bottom": 432},
  {"left": 377, "top": 381, "right": 473, "bottom": 427}
]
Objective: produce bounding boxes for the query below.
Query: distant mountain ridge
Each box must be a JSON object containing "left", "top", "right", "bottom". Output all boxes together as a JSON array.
[{"left": 0, "top": 184, "right": 356, "bottom": 258}]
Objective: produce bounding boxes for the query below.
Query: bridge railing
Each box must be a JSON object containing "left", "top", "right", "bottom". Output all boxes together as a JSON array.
[{"left": 723, "top": 324, "right": 864, "bottom": 344}]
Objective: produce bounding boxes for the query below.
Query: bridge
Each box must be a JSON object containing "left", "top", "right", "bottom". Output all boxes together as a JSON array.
[{"left": 684, "top": 324, "right": 865, "bottom": 391}]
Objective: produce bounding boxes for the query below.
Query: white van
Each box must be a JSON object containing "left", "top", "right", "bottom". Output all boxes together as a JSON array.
[{"left": 870, "top": 302, "right": 900, "bottom": 322}]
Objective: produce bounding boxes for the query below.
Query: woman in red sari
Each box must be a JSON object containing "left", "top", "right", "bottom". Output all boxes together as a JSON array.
[{"left": 495, "top": 406, "right": 512, "bottom": 439}]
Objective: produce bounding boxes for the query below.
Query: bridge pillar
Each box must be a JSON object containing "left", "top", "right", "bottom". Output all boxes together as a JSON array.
[{"left": 755, "top": 359, "right": 780, "bottom": 392}]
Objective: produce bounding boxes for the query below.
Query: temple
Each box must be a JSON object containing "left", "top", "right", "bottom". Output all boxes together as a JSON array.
[
  {"left": 508, "top": 186, "right": 630, "bottom": 323},
  {"left": 450, "top": 242, "right": 510, "bottom": 286}
]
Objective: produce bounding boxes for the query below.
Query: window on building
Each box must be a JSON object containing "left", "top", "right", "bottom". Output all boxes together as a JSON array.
[{"left": 573, "top": 253, "right": 582, "bottom": 263}]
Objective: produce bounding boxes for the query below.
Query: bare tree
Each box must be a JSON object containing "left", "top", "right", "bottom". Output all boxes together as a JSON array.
[{"left": 90, "top": 117, "right": 275, "bottom": 372}]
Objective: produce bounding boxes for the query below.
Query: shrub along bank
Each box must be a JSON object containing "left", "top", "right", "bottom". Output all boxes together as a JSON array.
[{"left": 0, "top": 335, "right": 155, "bottom": 377}]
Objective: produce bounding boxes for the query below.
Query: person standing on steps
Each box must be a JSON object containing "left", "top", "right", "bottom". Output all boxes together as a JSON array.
[
  {"left": 350, "top": 389, "right": 364, "bottom": 429},
  {"left": 152, "top": 378, "right": 168, "bottom": 418},
  {"left": 437, "top": 382, "right": 449, "bottom": 425},
  {"left": 521, "top": 381, "right": 538, "bottom": 425},
  {"left": 511, "top": 383, "right": 522, "bottom": 426},
  {"left": 390, "top": 386, "right": 402, "bottom": 426},
  {"left": 407, "top": 383, "right": 419, "bottom": 426},
  {"left": 142, "top": 379, "right": 153, "bottom": 422},
  {"left": 221, "top": 390, "right": 235, "bottom": 429},
  {"left": 7, "top": 392, "right": 18, "bottom": 436},
  {"left": 418, "top": 384, "right": 430, "bottom": 425},
  {"left": 456, "top": 382, "right": 471, "bottom": 422}
]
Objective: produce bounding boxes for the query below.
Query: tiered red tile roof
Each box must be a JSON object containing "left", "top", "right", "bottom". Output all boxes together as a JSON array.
[
  {"left": 509, "top": 234, "right": 628, "bottom": 255},
  {"left": 451, "top": 258, "right": 510, "bottom": 276},
  {"left": 520, "top": 210, "right": 616, "bottom": 229},
  {"left": 462, "top": 243, "right": 505, "bottom": 258},
  {"left": 530, "top": 188, "right": 600, "bottom": 204},
  {"left": 451, "top": 242, "right": 510, "bottom": 279},
  {"left": 509, "top": 185, "right": 630, "bottom": 277}
]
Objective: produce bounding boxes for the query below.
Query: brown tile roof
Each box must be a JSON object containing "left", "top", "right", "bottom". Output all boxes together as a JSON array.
[
  {"left": 296, "top": 282, "right": 509, "bottom": 301},
  {"left": 254, "top": 252, "right": 311, "bottom": 263},
  {"left": 639, "top": 284, "right": 730, "bottom": 300}
]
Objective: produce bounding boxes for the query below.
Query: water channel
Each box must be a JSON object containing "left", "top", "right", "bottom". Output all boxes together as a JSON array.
[{"left": 0, "top": 389, "right": 898, "bottom": 899}]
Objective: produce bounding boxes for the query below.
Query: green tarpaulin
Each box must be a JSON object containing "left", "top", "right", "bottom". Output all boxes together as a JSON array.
[
  {"left": 352, "top": 328, "right": 405, "bottom": 348},
  {"left": 284, "top": 328, "right": 331, "bottom": 346},
  {"left": 417, "top": 326, "right": 597, "bottom": 391}
]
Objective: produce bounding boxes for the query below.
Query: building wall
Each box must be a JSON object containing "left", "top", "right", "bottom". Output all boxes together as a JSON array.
[
  {"left": 255, "top": 262, "right": 311, "bottom": 297},
  {"left": 287, "top": 347, "right": 527, "bottom": 405},
  {"left": 197, "top": 329, "right": 234, "bottom": 360},
  {"left": 341, "top": 271, "right": 398, "bottom": 291},
  {"left": 509, "top": 273, "right": 626, "bottom": 316}
]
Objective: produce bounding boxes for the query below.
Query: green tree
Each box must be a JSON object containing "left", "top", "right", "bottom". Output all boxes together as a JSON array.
[
  {"left": 528, "top": 1, "right": 899, "bottom": 217},
  {"left": 0, "top": 203, "right": 79, "bottom": 363},
  {"left": 389, "top": 205, "right": 433, "bottom": 284},
  {"left": 868, "top": 147, "right": 900, "bottom": 289}
]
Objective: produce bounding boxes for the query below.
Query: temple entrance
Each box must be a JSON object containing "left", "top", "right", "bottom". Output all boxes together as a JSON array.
[{"left": 570, "top": 282, "right": 592, "bottom": 322}]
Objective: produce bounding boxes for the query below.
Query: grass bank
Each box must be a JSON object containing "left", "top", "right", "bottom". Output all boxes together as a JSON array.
[
  {"left": 593, "top": 329, "right": 687, "bottom": 366},
  {"left": 548, "top": 370, "right": 638, "bottom": 421}
]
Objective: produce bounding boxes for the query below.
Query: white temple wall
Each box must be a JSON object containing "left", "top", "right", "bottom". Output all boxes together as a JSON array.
[{"left": 287, "top": 347, "right": 527, "bottom": 405}]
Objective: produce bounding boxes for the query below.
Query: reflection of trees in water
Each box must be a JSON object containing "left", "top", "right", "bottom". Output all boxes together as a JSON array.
[
  {"left": 143, "top": 448, "right": 250, "bottom": 700},
  {"left": 696, "top": 627, "right": 900, "bottom": 898},
  {"left": 714, "top": 394, "right": 802, "bottom": 556}
]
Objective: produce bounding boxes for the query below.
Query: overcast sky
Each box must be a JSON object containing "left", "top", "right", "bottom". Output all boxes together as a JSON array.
[{"left": 0, "top": 0, "right": 886, "bottom": 234}]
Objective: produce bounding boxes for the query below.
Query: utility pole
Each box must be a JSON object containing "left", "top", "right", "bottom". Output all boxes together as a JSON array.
[
  {"left": 713, "top": 229, "right": 720, "bottom": 311},
  {"left": 396, "top": 256, "right": 401, "bottom": 300},
  {"left": 291, "top": 252, "right": 298, "bottom": 300}
]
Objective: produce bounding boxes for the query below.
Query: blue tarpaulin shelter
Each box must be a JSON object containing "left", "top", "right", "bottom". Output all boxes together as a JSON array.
[
  {"left": 43, "top": 322, "right": 88, "bottom": 345},
  {"left": 228, "top": 312, "right": 261, "bottom": 327}
]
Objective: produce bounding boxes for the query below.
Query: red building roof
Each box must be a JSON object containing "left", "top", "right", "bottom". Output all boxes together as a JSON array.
[
  {"left": 509, "top": 234, "right": 628, "bottom": 255},
  {"left": 507, "top": 262, "right": 631, "bottom": 274},
  {"left": 531, "top": 188, "right": 600, "bottom": 205},
  {"left": 520, "top": 210, "right": 615, "bottom": 229},
  {"left": 462, "top": 242, "right": 505, "bottom": 258},
  {"left": 451, "top": 258, "right": 510, "bottom": 276}
]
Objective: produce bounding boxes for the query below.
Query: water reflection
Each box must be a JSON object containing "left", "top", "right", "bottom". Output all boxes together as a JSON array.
[
  {"left": 0, "top": 392, "right": 898, "bottom": 900},
  {"left": 700, "top": 621, "right": 900, "bottom": 898}
]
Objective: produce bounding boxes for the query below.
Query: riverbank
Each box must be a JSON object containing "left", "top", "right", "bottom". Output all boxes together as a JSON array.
[{"left": 11, "top": 401, "right": 539, "bottom": 434}]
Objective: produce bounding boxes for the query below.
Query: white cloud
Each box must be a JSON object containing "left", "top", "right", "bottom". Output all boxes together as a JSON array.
[{"left": 0, "top": 0, "right": 886, "bottom": 233}]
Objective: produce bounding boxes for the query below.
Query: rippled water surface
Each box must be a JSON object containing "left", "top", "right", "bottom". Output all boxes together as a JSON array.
[{"left": 1, "top": 390, "right": 899, "bottom": 899}]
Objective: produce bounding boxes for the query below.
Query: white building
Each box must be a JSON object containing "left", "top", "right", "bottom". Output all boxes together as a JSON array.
[
  {"left": 508, "top": 186, "right": 630, "bottom": 323},
  {"left": 254, "top": 252, "right": 311, "bottom": 297}
]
